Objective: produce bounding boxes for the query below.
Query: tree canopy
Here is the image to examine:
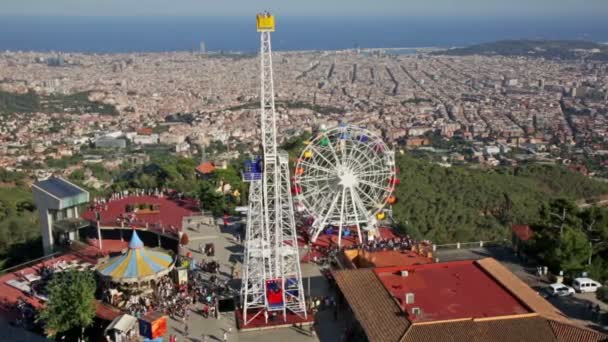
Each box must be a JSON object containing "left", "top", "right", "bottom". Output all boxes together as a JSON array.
[
  {"left": 0, "top": 185, "right": 39, "bottom": 269},
  {"left": 530, "top": 199, "right": 608, "bottom": 282},
  {"left": 392, "top": 154, "right": 608, "bottom": 243},
  {"left": 37, "top": 270, "right": 97, "bottom": 338}
]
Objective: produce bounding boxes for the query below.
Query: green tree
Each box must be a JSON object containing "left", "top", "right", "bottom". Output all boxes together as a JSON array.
[
  {"left": 69, "top": 168, "right": 85, "bottom": 182},
  {"left": 539, "top": 199, "right": 580, "bottom": 238},
  {"left": 197, "top": 181, "right": 227, "bottom": 217},
  {"left": 134, "top": 173, "right": 158, "bottom": 189},
  {"left": 37, "top": 270, "right": 96, "bottom": 338},
  {"left": 549, "top": 227, "right": 591, "bottom": 275}
]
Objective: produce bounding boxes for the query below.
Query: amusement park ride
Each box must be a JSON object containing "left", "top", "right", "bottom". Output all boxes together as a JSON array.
[
  {"left": 293, "top": 125, "right": 398, "bottom": 246},
  {"left": 240, "top": 13, "right": 307, "bottom": 325},
  {"left": 240, "top": 12, "right": 398, "bottom": 327}
]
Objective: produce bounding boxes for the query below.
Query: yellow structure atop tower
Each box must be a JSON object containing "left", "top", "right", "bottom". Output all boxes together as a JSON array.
[{"left": 256, "top": 12, "right": 275, "bottom": 32}]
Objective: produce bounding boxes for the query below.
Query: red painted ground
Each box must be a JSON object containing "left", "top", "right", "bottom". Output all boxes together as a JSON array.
[
  {"left": 374, "top": 260, "right": 531, "bottom": 322},
  {"left": 82, "top": 195, "right": 199, "bottom": 235},
  {"left": 75, "top": 239, "right": 129, "bottom": 261},
  {"left": 235, "top": 309, "right": 314, "bottom": 331}
]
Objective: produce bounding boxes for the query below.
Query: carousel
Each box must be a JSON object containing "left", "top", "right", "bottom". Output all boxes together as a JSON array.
[{"left": 96, "top": 230, "right": 175, "bottom": 293}]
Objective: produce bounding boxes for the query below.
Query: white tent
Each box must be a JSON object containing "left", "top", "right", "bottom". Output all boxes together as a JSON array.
[{"left": 105, "top": 314, "right": 138, "bottom": 342}]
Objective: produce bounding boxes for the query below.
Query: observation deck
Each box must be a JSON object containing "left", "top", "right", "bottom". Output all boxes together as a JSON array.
[{"left": 256, "top": 13, "right": 275, "bottom": 32}]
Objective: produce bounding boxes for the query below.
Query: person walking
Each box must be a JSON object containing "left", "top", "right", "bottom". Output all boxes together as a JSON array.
[
  {"left": 223, "top": 212, "right": 229, "bottom": 228},
  {"left": 223, "top": 331, "right": 228, "bottom": 342}
]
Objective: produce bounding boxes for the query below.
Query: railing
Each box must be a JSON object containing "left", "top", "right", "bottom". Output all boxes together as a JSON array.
[
  {"left": 0, "top": 252, "right": 63, "bottom": 276},
  {"left": 242, "top": 172, "right": 263, "bottom": 182},
  {"left": 432, "top": 239, "right": 509, "bottom": 252}
]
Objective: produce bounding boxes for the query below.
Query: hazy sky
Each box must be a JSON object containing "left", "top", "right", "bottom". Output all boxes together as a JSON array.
[{"left": 1, "top": 0, "right": 607, "bottom": 17}]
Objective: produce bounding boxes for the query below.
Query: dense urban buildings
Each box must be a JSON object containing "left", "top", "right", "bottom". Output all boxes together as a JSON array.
[{"left": 0, "top": 50, "right": 607, "bottom": 178}]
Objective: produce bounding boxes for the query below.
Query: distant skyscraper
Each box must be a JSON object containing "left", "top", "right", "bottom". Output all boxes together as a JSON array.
[{"left": 200, "top": 41, "right": 206, "bottom": 54}]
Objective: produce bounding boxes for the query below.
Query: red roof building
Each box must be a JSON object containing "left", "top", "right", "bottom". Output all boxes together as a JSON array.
[
  {"left": 375, "top": 260, "right": 530, "bottom": 322},
  {"left": 332, "top": 258, "right": 607, "bottom": 342},
  {"left": 195, "top": 161, "right": 216, "bottom": 176},
  {"left": 136, "top": 127, "right": 153, "bottom": 136},
  {"left": 512, "top": 224, "right": 534, "bottom": 242}
]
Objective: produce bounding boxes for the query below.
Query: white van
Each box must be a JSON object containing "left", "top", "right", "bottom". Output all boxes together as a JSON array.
[{"left": 573, "top": 277, "right": 602, "bottom": 293}]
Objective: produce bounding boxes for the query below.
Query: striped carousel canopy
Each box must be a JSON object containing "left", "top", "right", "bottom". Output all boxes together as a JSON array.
[{"left": 97, "top": 230, "right": 174, "bottom": 283}]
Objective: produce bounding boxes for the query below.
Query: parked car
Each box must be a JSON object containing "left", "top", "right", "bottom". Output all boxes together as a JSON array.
[
  {"left": 573, "top": 277, "right": 602, "bottom": 293},
  {"left": 546, "top": 283, "right": 575, "bottom": 297}
]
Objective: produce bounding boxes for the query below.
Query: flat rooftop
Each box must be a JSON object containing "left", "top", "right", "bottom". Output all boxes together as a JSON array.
[
  {"left": 33, "top": 177, "right": 87, "bottom": 200},
  {"left": 344, "top": 249, "right": 433, "bottom": 268},
  {"left": 375, "top": 260, "right": 531, "bottom": 322},
  {"left": 82, "top": 195, "right": 199, "bottom": 234}
]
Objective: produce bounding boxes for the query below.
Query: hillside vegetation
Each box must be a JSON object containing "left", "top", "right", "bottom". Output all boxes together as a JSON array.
[
  {"left": 0, "top": 90, "right": 118, "bottom": 115},
  {"left": 433, "top": 40, "right": 608, "bottom": 61},
  {"left": 0, "top": 185, "right": 40, "bottom": 269},
  {"left": 393, "top": 154, "right": 608, "bottom": 243}
]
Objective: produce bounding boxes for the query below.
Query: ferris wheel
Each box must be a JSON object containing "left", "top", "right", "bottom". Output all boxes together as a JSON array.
[{"left": 292, "top": 124, "right": 399, "bottom": 245}]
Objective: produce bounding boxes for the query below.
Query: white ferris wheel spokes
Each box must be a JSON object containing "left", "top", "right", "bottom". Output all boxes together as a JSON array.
[{"left": 292, "top": 125, "right": 398, "bottom": 246}]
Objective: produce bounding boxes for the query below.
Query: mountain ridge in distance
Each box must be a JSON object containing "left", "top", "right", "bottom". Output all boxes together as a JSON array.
[{"left": 432, "top": 39, "right": 608, "bottom": 61}]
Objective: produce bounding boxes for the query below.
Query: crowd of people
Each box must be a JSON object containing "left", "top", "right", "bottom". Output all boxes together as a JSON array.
[
  {"left": 304, "top": 226, "right": 430, "bottom": 266},
  {"left": 346, "top": 235, "right": 423, "bottom": 253}
]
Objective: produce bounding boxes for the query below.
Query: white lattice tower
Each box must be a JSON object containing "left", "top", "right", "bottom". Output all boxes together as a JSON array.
[{"left": 241, "top": 13, "right": 306, "bottom": 325}]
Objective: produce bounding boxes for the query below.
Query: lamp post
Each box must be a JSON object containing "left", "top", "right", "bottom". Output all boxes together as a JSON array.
[{"left": 307, "top": 241, "right": 311, "bottom": 297}]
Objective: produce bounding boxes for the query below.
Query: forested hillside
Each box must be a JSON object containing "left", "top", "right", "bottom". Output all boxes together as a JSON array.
[
  {"left": 393, "top": 154, "right": 608, "bottom": 243},
  {"left": 0, "top": 186, "right": 40, "bottom": 269}
]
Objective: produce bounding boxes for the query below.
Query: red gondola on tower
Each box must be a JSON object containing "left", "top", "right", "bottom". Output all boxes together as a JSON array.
[{"left": 266, "top": 279, "right": 284, "bottom": 308}]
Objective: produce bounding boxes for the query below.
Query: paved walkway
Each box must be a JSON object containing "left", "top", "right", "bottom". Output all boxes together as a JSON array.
[{"left": 166, "top": 217, "right": 342, "bottom": 342}]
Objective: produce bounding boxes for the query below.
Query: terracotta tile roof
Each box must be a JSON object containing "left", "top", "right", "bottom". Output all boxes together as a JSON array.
[
  {"left": 333, "top": 269, "right": 410, "bottom": 342},
  {"left": 137, "top": 127, "right": 153, "bottom": 135},
  {"left": 476, "top": 258, "right": 568, "bottom": 323},
  {"left": 401, "top": 319, "right": 476, "bottom": 341},
  {"left": 475, "top": 316, "right": 557, "bottom": 342},
  {"left": 548, "top": 319, "right": 608, "bottom": 342},
  {"left": 402, "top": 316, "right": 556, "bottom": 342},
  {"left": 196, "top": 161, "right": 216, "bottom": 175}
]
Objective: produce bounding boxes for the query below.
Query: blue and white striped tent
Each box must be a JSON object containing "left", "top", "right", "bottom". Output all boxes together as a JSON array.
[{"left": 97, "top": 230, "right": 174, "bottom": 283}]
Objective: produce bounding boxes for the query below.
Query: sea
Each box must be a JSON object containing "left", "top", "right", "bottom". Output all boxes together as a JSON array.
[{"left": 1, "top": 15, "right": 607, "bottom": 53}]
